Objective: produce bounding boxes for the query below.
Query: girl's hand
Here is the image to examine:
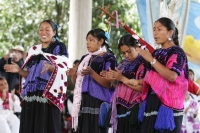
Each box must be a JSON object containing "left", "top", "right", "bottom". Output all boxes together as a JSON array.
[
  {"left": 136, "top": 47, "right": 154, "bottom": 62},
  {"left": 100, "top": 69, "right": 115, "bottom": 81},
  {"left": 4, "top": 62, "right": 20, "bottom": 73},
  {"left": 100, "top": 70, "right": 107, "bottom": 78},
  {"left": 66, "top": 67, "right": 77, "bottom": 76},
  {"left": 81, "top": 66, "right": 93, "bottom": 76},
  {"left": 106, "top": 67, "right": 123, "bottom": 81},
  {"left": 41, "top": 61, "right": 54, "bottom": 74}
]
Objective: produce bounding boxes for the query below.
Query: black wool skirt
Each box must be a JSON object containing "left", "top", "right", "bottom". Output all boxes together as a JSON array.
[
  {"left": 20, "top": 90, "right": 61, "bottom": 133},
  {"left": 141, "top": 93, "right": 183, "bottom": 133},
  {"left": 116, "top": 104, "right": 141, "bottom": 133},
  {"left": 75, "top": 93, "right": 107, "bottom": 133}
]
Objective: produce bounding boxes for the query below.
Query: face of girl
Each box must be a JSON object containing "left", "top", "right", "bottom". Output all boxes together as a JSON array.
[
  {"left": 86, "top": 34, "right": 102, "bottom": 53},
  {"left": 189, "top": 71, "right": 194, "bottom": 81},
  {"left": 0, "top": 79, "right": 8, "bottom": 93},
  {"left": 39, "top": 22, "right": 56, "bottom": 44},
  {"left": 153, "top": 21, "right": 171, "bottom": 45},
  {"left": 120, "top": 45, "right": 138, "bottom": 62}
]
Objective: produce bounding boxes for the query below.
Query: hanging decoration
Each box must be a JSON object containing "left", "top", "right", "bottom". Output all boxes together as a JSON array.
[{"left": 98, "top": 4, "right": 155, "bottom": 53}]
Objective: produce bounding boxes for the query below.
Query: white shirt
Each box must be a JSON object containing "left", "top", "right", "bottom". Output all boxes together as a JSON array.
[{"left": 0, "top": 93, "right": 21, "bottom": 114}]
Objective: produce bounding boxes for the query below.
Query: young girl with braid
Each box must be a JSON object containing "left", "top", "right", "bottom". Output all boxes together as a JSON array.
[
  {"left": 126, "top": 17, "right": 189, "bottom": 133},
  {"left": 67, "top": 28, "right": 117, "bottom": 133},
  {"left": 100, "top": 34, "right": 149, "bottom": 133}
]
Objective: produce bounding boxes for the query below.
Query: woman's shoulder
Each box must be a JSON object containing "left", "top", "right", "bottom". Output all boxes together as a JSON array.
[
  {"left": 53, "top": 41, "right": 66, "bottom": 47},
  {"left": 168, "top": 46, "right": 186, "bottom": 57},
  {"left": 102, "top": 52, "right": 116, "bottom": 59},
  {"left": 27, "top": 44, "right": 42, "bottom": 52},
  {"left": 79, "top": 54, "right": 89, "bottom": 62},
  {"left": 155, "top": 46, "right": 185, "bottom": 55}
]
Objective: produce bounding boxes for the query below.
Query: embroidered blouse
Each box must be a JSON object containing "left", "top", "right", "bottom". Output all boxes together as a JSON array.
[
  {"left": 116, "top": 55, "right": 149, "bottom": 108},
  {"left": 81, "top": 52, "right": 117, "bottom": 102},
  {"left": 142, "top": 46, "right": 189, "bottom": 110},
  {"left": 20, "top": 41, "right": 69, "bottom": 110}
]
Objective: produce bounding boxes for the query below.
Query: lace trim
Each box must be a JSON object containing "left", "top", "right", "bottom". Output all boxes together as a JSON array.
[
  {"left": 144, "top": 111, "right": 183, "bottom": 117},
  {"left": 80, "top": 107, "right": 100, "bottom": 114},
  {"left": 24, "top": 95, "right": 48, "bottom": 103},
  {"left": 117, "top": 111, "right": 131, "bottom": 118},
  {"left": 144, "top": 111, "right": 158, "bottom": 117},
  {"left": 173, "top": 112, "right": 184, "bottom": 116}
]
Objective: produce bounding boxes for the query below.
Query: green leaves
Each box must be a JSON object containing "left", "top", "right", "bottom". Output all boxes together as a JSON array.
[
  {"left": 0, "top": 0, "right": 70, "bottom": 56},
  {"left": 92, "top": 0, "right": 142, "bottom": 62},
  {"left": 0, "top": 0, "right": 141, "bottom": 63}
]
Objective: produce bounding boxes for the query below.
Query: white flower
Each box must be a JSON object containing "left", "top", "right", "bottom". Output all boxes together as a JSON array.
[{"left": 132, "top": 34, "right": 139, "bottom": 40}]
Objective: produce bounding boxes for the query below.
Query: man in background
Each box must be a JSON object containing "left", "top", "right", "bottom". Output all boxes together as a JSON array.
[{"left": 0, "top": 45, "right": 24, "bottom": 92}]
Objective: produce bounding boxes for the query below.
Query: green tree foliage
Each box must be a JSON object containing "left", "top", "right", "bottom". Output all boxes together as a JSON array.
[
  {"left": 0, "top": 0, "right": 141, "bottom": 62},
  {"left": 92, "top": 0, "right": 142, "bottom": 62},
  {"left": 0, "top": 0, "right": 69, "bottom": 56}
]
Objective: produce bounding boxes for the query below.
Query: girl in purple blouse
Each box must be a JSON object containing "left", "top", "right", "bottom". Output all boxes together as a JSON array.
[{"left": 67, "top": 28, "right": 117, "bottom": 133}]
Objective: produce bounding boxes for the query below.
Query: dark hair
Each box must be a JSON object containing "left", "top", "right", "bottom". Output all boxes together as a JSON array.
[
  {"left": 189, "top": 69, "right": 194, "bottom": 75},
  {"left": 86, "top": 28, "right": 113, "bottom": 54},
  {"left": 40, "top": 20, "right": 59, "bottom": 41},
  {"left": 117, "top": 34, "right": 139, "bottom": 50},
  {"left": 155, "top": 17, "right": 179, "bottom": 46},
  {"left": 0, "top": 76, "right": 6, "bottom": 81},
  {"left": 73, "top": 59, "right": 80, "bottom": 65}
]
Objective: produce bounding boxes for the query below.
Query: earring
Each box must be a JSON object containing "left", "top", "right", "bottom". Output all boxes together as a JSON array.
[{"left": 168, "top": 37, "right": 172, "bottom": 41}]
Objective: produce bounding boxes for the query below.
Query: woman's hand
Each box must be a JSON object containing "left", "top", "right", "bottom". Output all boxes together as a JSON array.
[
  {"left": 66, "top": 68, "right": 77, "bottom": 76},
  {"left": 106, "top": 67, "right": 123, "bottom": 81},
  {"left": 128, "top": 79, "right": 140, "bottom": 86},
  {"left": 81, "top": 66, "right": 93, "bottom": 76},
  {"left": 100, "top": 69, "right": 116, "bottom": 82},
  {"left": 4, "top": 62, "right": 20, "bottom": 73},
  {"left": 100, "top": 70, "right": 107, "bottom": 78},
  {"left": 136, "top": 47, "right": 154, "bottom": 62},
  {"left": 41, "top": 61, "right": 55, "bottom": 74}
]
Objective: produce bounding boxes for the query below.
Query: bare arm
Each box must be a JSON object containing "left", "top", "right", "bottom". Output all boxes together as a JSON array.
[
  {"left": 120, "top": 76, "right": 142, "bottom": 92},
  {"left": 4, "top": 62, "right": 29, "bottom": 78},
  {"left": 136, "top": 48, "right": 178, "bottom": 82},
  {"left": 90, "top": 69, "right": 111, "bottom": 88},
  {"left": 71, "top": 74, "right": 77, "bottom": 84},
  {"left": 151, "top": 61, "right": 178, "bottom": 82},
  {"left": 18, "top": 68, "right": 29, "bottom": 78}
]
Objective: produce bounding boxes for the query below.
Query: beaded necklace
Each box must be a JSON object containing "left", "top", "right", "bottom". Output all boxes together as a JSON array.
[
  {"left": 88, "top": 52, "right": 106, "bottom": 66},
  {"left": 42, "top": 41, "right": 53, "bottom": 53}
]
